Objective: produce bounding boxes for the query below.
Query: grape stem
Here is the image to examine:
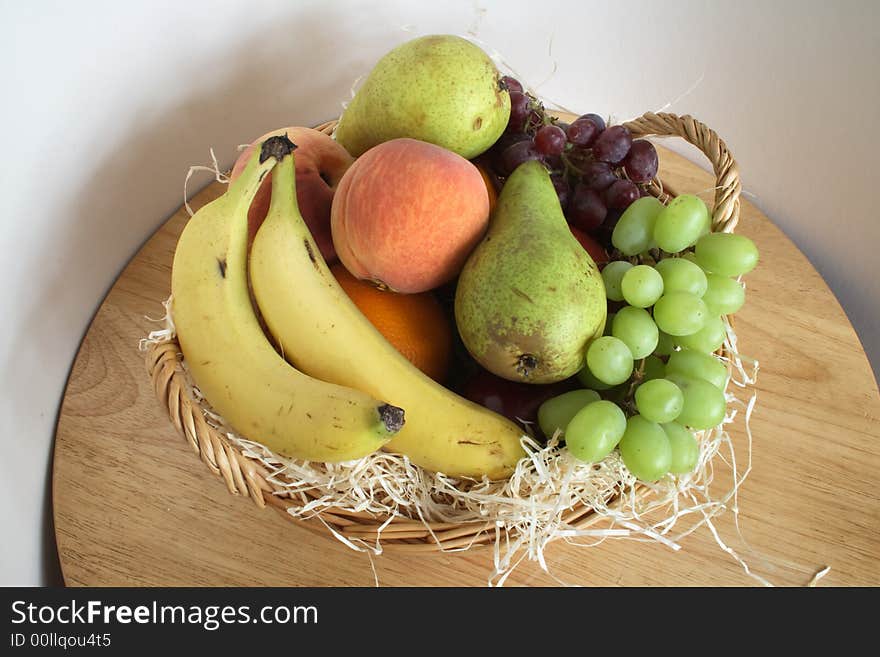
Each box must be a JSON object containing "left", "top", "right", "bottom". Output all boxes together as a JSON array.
[
  {"left": 560, "top": 150, "right": 589, "bottom": 178},
  {"left": 619, "top": 358, "right": 647, "bottom": 416}
]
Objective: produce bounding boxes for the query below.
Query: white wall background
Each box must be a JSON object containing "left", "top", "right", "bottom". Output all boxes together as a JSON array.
[{"left": 1, "top": 0, "right": 877, "bottom": 585}]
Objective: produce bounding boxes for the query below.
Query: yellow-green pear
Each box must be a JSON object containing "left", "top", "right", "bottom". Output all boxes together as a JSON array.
[
  {"left": 335, "top": 34, "right": 510, "bottom": 159},
  {"left": 455, "top": 161, "right": 607, "bottom": 384}
]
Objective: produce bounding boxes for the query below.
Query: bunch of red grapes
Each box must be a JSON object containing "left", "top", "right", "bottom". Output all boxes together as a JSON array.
[{"left": 486, "top": 76, "right": 659, "bottom": 247}]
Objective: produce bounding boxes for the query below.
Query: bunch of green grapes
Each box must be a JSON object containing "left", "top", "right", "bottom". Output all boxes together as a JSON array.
[{"left": 537, "top": 194, "right": 759, "bottom": 482}]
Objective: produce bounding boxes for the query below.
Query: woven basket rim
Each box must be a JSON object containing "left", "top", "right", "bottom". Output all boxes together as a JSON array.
[{"left": 146, "top": 111, "right": 742, "bottom": 552}]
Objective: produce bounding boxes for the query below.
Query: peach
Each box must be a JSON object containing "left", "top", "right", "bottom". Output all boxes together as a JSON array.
[
  {"left": 230, "top": 126, "right": 354, "bottom": 263},
  {"left": 331, "top": 138, "right": 490, "bottom": 293}
]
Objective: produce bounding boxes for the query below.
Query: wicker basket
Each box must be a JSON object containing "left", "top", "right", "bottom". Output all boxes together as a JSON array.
[{"left": 144, "top": 111, "right": 741, "bottom": 552}]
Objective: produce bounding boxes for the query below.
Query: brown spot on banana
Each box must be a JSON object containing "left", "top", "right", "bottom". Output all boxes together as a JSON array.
[{"left": 304, "top": 239, "right": 319, "bottom": 270}]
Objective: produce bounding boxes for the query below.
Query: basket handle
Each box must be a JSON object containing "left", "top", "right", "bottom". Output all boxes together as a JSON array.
[
  {"left": 622, "top": 112, "right": 742, "bottom": 233},
  {"left": 317, "top": 113, "right": 741, "bottom": 233}
]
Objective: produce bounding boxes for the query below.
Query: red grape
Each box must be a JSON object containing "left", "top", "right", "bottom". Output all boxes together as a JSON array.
[
  {"left": 493, "top": 132, "right": 531, "bottom": 151},
  {"left": 582, "top": 160, "right": 616, "bottom": 191},
  {"left": 566, "top": 118, "right": 600, "bottom": 148},
  {"left": 489, "top": 132, "right": 530, "bottom": 174},
  {"left": 623, "top": 139, "right": 659, "bottom": 183},
  {"left": 592, "top": 125, "right": 633, "bottom": 164},
  {"left": 579, "top": 113, "right": 606, "bottom": 131},
  {"left": 499, "top": 139, "right": 543, "bottom": 177},
  {"left": 534, "top": 124, "right": 567, "bottom": 156},
  {"left": 567, "top": 183, "right": 607, "bottom": 231},
  {"left": 604, "top": 179, "right": 640, "bottom": 209},
  {"left": 596, "top": 208, "right": 624, "bottom": 245},
  {"left": 460, "top": 369, "right": 579, "bottom": 432},
  {"left": 501, "top": 76, "right": 523, "bottom": 94},
  {"left": 544, "top": 152, "right": 564, "bottom": 171},
  {"left": 507, "top": 91, "right": 530, "bottom": 133},
  {"left": 551, "top": 174, "right": 571, "bottom": 208}
]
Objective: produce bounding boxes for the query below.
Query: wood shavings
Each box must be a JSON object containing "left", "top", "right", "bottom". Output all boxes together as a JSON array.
[
  {"left": 183, "top": 148, "right": 229, "bottom": 217},
  {"left": 140, "top": 281, "right": 829, "bottom": 587}
]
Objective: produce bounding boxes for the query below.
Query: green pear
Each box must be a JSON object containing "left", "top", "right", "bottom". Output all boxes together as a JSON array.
[
  {"left": 454, "top": 161, "right": 607, "bottom": 384},
  {"left": 335, "top": 35, "right": 510, "bottom": 159}
]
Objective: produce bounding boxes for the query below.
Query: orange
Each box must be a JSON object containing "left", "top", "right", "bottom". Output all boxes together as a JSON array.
[
  {"left": 475, "top": 162, "right": 498, "bottom": 214},
  {"left": 331, "top": 263, "right": 453, "bottom": 383}
]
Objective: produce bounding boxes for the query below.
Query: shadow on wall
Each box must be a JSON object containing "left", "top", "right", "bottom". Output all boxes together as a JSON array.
[{"left": 10, "top": 12, "right": 364, "bottom": 585}]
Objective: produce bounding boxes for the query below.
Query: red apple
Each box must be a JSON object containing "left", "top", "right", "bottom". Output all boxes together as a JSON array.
[
  {"left": 569, "top": 225, "right": 609, "bottom": 268},
  {"left": 229, "top": 127, "right": 354, "bottom": 263}
]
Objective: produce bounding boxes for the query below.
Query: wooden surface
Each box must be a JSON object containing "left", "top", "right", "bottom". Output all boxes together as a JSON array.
[{"left": 53, "top": 144, "right": 880, "bottom": 587}]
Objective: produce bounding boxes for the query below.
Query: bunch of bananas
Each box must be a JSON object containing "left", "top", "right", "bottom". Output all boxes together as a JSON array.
[{"left": 171, "top": 136, "right": 525, "bottom": 479}]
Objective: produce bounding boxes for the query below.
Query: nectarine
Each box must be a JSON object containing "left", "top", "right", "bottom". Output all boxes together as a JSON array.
[
  {"left": 331, "top": 138, "right": 489, "bottom": 293},
  {"left": 230, "top": 127, "right": 354, "bottom": 263}
]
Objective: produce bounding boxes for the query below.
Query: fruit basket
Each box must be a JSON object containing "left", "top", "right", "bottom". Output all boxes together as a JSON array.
[
  {"left": 141, "top": 37, "right": 757, "bottom": 582},
  {"left": 143, "top": 100, "right": 756, "bottom": 575}
]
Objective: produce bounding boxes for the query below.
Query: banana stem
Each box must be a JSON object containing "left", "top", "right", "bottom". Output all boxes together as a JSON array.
[
  {"left": 260, "top": 134, "right": 297, "bottom": 163},
  {"left": 226, "top": 139, "right": 289, "bottom": 217},
  {"left": 267, "top": 140, "right": 297, "bottom": 218},
  {"left": 378, "top": 404, "right": 406, "bottom": 435}
]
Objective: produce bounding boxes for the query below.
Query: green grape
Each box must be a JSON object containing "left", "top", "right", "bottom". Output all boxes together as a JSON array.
[
  {"left": 655, "top": 257, "right": 708, "bottom": 296},
  {"left": 577, "top": 365, "right": 614, "bottom": 391},
  {"left": 612, "top": 306, "right": 659, "bottom": 359},
  {"left": 666, "top": 348, "right": 729, "bottom": 389},
  {"left": 537, "top": 389, "right": 601, "bottom": 439},
  {"left": 702, "top": 273, "right": 745, "bottom": 315},
  {"left": 612, "top": 196, "right": 663, "bottom": 256},
  {"left": 604, "top": 312, "right": 616, "bottom": 337},
  {"left": 695, "top": 232, "right": 759, "bottom": 276},
  {"left": 652, "top": 292, "right": 709, "bottom": 336},
  {"left": 662, "top": 423, "right": 700, "bottom": 474},
  {"left": 602, "top": 260, "right": 634, "bottom": 302},
  {"left": 586, "top": 336, "right": 634, "bottom": 386},
  {"left": 634, "top": 378, "right": 684, "bottom": 423},
  {"left": 642, "top": 354, "right": 666, "bottom": 381},
  {"left": 674, "top": 315, "right": 727, "bottom": 352},
  {"left": 654, "top": 330, "right": 677, "bottom": 356},
  {"left": 619, "top": 415, "right": 672, "bottom": 482},
  {"left": 665, "top": 374, "right": 727, "bottom": 429},
  {"left": 621, "top": 265, "right": 664, "bottom": 308},
  {"left": 681, "top": 251, "right": 700, "bottom": 264},
  {"left": 565, "top": 400, "right": 627, "bottom": 463},
  {"left": 653, "top": 194, "right": 710, "bottom": 253}
]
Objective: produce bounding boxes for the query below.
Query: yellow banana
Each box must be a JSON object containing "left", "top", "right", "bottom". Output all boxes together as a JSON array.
[
  {"left": 171, "top": 136, "right": 404, "bottom": 462},
  {"left": 250, "top": 144, "right": 526, "bottom": 480}
]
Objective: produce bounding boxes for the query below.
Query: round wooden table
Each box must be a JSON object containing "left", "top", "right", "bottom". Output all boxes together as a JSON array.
[{"left": 53, "top": 145, "right": 880, "bottom": 587}]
